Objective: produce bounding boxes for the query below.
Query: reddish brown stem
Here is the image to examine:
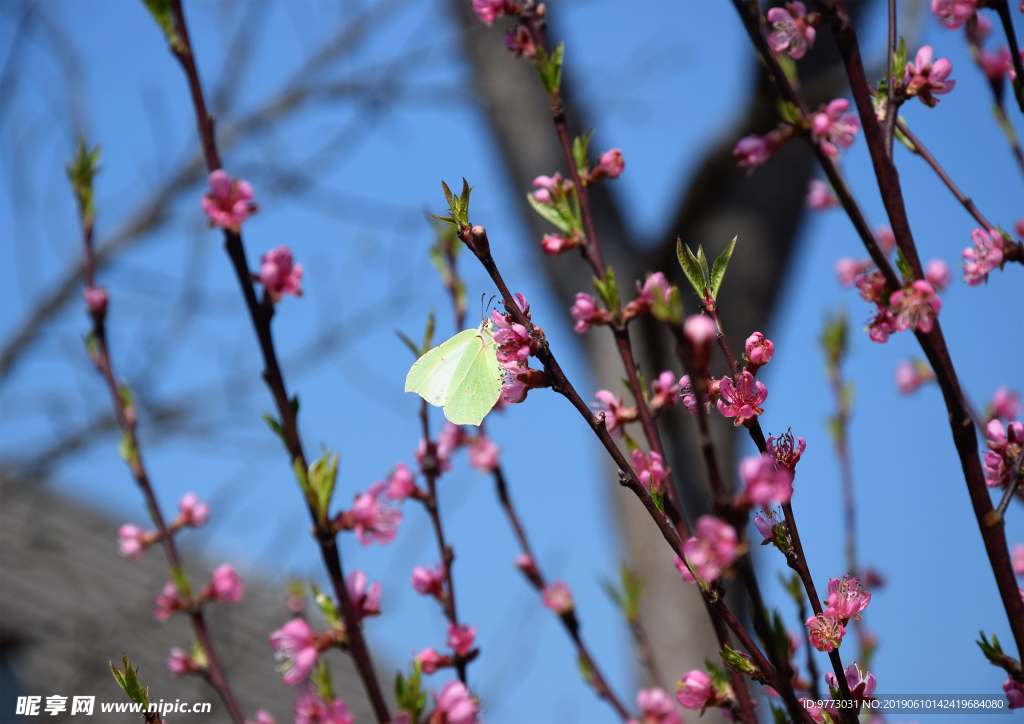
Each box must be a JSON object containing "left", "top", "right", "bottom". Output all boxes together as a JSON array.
[
  {"left": 76, "top": 206, "right": 243, "bottom": 722},
  {"left": 165, "top": 3, "right": 390, "bottom": 720},
  {"left": 993, "top": 0, "right": 1024, "bottom": 113}
]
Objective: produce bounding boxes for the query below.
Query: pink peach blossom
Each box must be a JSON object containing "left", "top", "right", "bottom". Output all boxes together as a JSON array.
[
  {"left": 472, "top": 0, "right": 515, "bottom": 25},
  {"left": 269, "top": 618, "right": 319, "bottom": 685},
  {"left": 650, "top": 370, "right": 681, "bottom": 412},
  {"left": 675, "top": 669, "right": 713, "bottom": 710},
  {"left": 177, "top": 492, "right": 209, "bottom": 527},
  {"left": 991, "top": 387, "right": 1021, "bottom": 421},
  {"left": 259, "top": 246, "right": 303, "bottom": 300},
  {"left": 1011, "top": 544, "right": 1024, "bottom": 576},
  {"left": 412, "top": 564, "right": 446, "bottom": 598},
  {"left": 83, "top": 286, "right": 108, "bottom": 317},
  {"left": 416, "top": 647, "right": 444, "bottom": 674},
  {"left": 807, "top": 179, "right": 840, "bottom": 209},
  {"left": 835, "top": 257, "right": 872, "bottom": 287},
  {"left": 931, "top": 0, "right": 976, "bottom": 29},
  {"left": 349, "top": 483, "right": 402, "bottom": 545},
  {"left": 250, "top": 711, "right": 275, "bottom": 724},
  {"left": 826, "top": 576, "right": 871, "bottom": 623},
  {"left": 590, "top": 148, "right": 625, "bottom": 181},
  {"left": 431, "top": 680, "right": 479, "bottom": 724},
  {"left": 541, "top": 232, "right": 581, "bottom": 255},
  {"left": 767, "top": 430, "right": 806, "bottom": 469},
  {"left": 684, "top": 314, "right": 717, "bottom": 347},
  {"left": 631, "top": 449, "right": 667, "bottom": 495},
  {"left": 294, "top": 686, "right": 354, "bottom": 724},
  {"left": 744, "top": 331, "right": 774, "bottom": 370},
  {"left": 889, "top": 280, "right": 942, "bottom": 333},
  {"left": 895, "top": 359, "right": 935, "bottom": 395},
  {"left": 501, "top": 360, "right": 529, "bottom": 404},
  {"left": 806, "top": 607, "right": 846, "bottom": 652},
  {"left": 491, "top": 293, "right": 532, "bottom": 363},
  {"left": 468, "top": 436, "right": 500, "bottom": 473},
  {"left": 825, "top": 664, "right": 876, "bottom": 707},
  {"left": 593, "top": 390, "right": 638, "bottom": 436},
  {"left": 1004, "top": 678, "right": 1024, "bottom": 709},
  {"left": 866, "top": 307, "right": 898, "bottom": 344},
  {"left": 154, "top": 581, "right": 182, "bottom": 621},
  {"left": 384, "top": 462, "right": 417, "bottom": 501},
  {"left": 905, "top": 46, "right": 956, "bottom": 106},
  {"left": 925, "top": 258, "right": 952, "bottom": 290},
  {"left": 873, "top": 225, "right": 896, "bottom": 256},
  {"left": 733, "top": 125, "right": 794, "bottom": 172},
  {"left": 446, "top": 622, "right": 477, "bottom": 656},
  {"left": 210, "top": 564, "right": 244, "bottom": 604},
  {"left": 504, "top": 26, "right": 535, "bottom": 59},
  {"left": 346, "top": 569, "right": 381, "bottom": 619},
  {"left": 678, "top": 375, "right": 700, "bottom": 416},
  {"left": 767, "top": 2, "right": 816, "bottom": 58},
  {"left": 811, "top": 99, "right": 860, "bottom": 157},
  {"left": 635, "top": 687, "right": 682, "bottom": 724},
  {"left": 716, "top": 371, "right": 767, "bottom": 426},
  {"left": 570, "top": 293, "right": 610, "bottom": 333},
  {"left": 962, "top": 227, "right": 1004, "bottom": 285},
  {"left": 168, "top": 647, "right": 196, "bottom": 676},
  {"left": 979, "top": 46, "right": 1012, "bottom": 80},
  {"left": 680, "top": 515, "right": 738, "bottom": 582},
  {"left": 542, "top": 580, "right": 574, "bottom": 614},
  {"left": 118, "top": 524, "right": 147, "bottom": 562},
  {"left": 202, "top": 170, "right": 256, "bottom": 230},
  {"left": 740, "top": 453, "right": 794, "bottom": 507}
]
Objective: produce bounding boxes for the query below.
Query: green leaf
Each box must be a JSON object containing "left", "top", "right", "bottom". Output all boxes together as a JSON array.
[
  {"left": 650, "top": 488, "right": 664, "bottom": 513},
  {"left": 459, "top": 178, "right": 473, "bottom": 223},
  {"left": 307, "top": 449, "right": 339, "bottom": 522},
  {"left": 117, "top": 431, "right": 138, "bottom": 468},
  {"left": 709, "top": 236, "right": 736, "bottom": 300},
  {"left": 141, "top": 0, "right": 181, "bottom": 49},
  {"left": 622, "top": 432, "right": 642, "bottom": 455},
  {"left": 650, "top": 282, "right": 682, "bottom": 325},
  {"left": 170, "top": 564, "right": 191, "bottom": 599},
  {"left": 311, "top": 582, "right": 342, "bottom": 630},
  {"left": 770, "top": 702, "right": 789, "bottom": 724},
  {"left": 776, "top": 100, "right": 801, "bottom": 125},
  {"left": 290, "top": 394, "right": 300, "bottom": 418},
  {"left": 572, "top": 129, "right": 594, "bottom": 172},
  {"left": 719, "top": 644, "right": 757, "bottom": 676},
  {"left": 422, "top": 310, "right": 435, "bottom": 355},
  {"left": 527, "top": 193, "right": 573, "bottom": 232},
  {"left": 395, "top": 330, "right": 421, "bottom": 358},
  {"left": 777, "top": 572, "right": 803, "bottom": 604},
  {"left": 191, "top": 639, "right": 208, "bottom": 668},
  {"left": 893, "top": 36, "right": 907, "bottom": 84},
  {"left": 619, "top": 563, "right": 644, "bottom": 622},
  {"left": 313, "top": 660, "right": 334, "bottom": 701},
  {"left": 262, "top": 413, "right": 286, "bottom": 443},
  {"left": 110, "top": 654, "right": 149, "bottom": 707},
  {"left": 894, "top": 121, "right": 916, "bottom": 153},
  {"left": 577, "top": 652, "right": 595, "bottom": 687},
  {"left": 676, "top": 239, "right": 706, "bottom": 296},
  {"left": 895, "top": 247, "right": 913, "bottom": 282},
  {"left": 695, "top": 246, "right": 710, "bottom": 286},
  {"left": 66, "top": 135, "right": 101, "bottom": 221},
  {"left": 591, "top": 266, "right": 620, "bottom": 312},
  {"left": 550, "top": 43, "right": 564, "bottom": 94},
  {"left": 293, "top": 457, "right": 313, "bottom": 508}
]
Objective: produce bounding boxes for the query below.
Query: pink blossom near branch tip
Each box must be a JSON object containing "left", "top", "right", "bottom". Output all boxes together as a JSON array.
[
  {"left": 154, "top": 581, "right": 182, "bottom": 621},
  {"left": 346, "top": 569, "right": 381, "bottom": 619},
  {"left": 962, "top": 228, "right": 1004, "bottom": 286},
  {"left": 835, "top": 257, "right": 872, "bottom": 287},
  {"left": 384, "top": 462, "right": 417, "bottom": 501},
  {"left": 411, "top": 563, "right": 446, "bottom": 599},
  {"left": 767, "top": 430, "right": 806, "bottom": 469},
  {"left": 542, "top": 580, "right": 574, "bottom": 614},
  {"left": 826, "top": 575, "right": 871, "bottom": 623},
  {"left": 431, "top": 681, "right": 479, "bottom": 724},
  {"left": 202, "top": 170, "right": 256, "bottom": 230},
  {"left": 468, "top": 435, "right": 500, "bottom": 473},
  {"left": 634, "top": 687, "right": 682, "bottom": 724},
  {"left": 807, "top": 179, "right": 840, "bottom": 209},
  {"left": 767, "top": 2, "right": 816, "bottom": 59},
  {"left": 631, "top": 449, "right": 667, "bottom": 495},
  {"left": 83, "top": 286, "right": 108, "bottom": 317},
  {"left": 416, "top": 647, "right": 444, "bottom": 674},
  {"left": 593, "top": 390, "right": 638, "bottom": 436},
  {"left": 716, "top": 371, "right": 768, "bottom": 426},
  {"left": 740, "top": 453, "right": 794, "bottom": 507},
  {"left": 930, "top": 0, "right": 977, "bottom": 30},
  {"left": 259, "top": 246, "right": 304, "bottom": 301},
  {"left": 118, "top": 524, "right": 147, "bottom": 562},
  {"left": 269, "top": 618, "right": 319, "bottom": 685},
  {"left": 675, "top": 669, "right": 713, "bottom": 710},
  {"left": 991, "top": 387, "right": 1021, "bottom": 421},
  {"left": 904, "top": 45, "right": 956, "bottom": 106},
  {"left": 349, "top": 483, "right": 402, "bottom": 546},
  {"left": 925, "top": 258, "right": 952, "bottom": 290},
  {"left": 678, "top": 515, "right": 738, "bottom": 583},
  {"left": 177, "top": 492, "right": 209, "bottom": 527},
  {"left": 810, "top": 99, "right": 860, "bottom": 157},
  {"left": 889, "top": 280, "right": 942, "bottom": 334},
  {"left": 806, "top": 607, "right": 846, "bottom": 652},
  {"left": 168, "top": 648, "right": 197, "bottom": 676},
  {"left": 294, "top": 685, "right": 354, "bottom": 724},
  {"left": 743, "top": 331, "right": 774, "bottom": 370},
  {"left": 210, "top": 564, "right": 244, "bottom": 604},
  {"left": 446, "top": 622, "right": 477, "bottom": 657}
]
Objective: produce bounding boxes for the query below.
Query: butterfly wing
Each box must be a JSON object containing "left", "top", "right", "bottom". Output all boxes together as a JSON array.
[
  {"left": 405, "top": 328, "right": 479, "bottom": 407},
  {"left": 442, "top": 329, "right": 502, "bottom": 426}
]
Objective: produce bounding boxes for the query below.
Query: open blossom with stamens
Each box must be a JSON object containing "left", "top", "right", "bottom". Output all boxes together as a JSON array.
[
  {"left": 348, "top": 483, "right": 402, "bottom": 546},
  {"left": 806, "top": 608, "right": 846, "bottom": 652},
  {"left": 754, "top": 508, "right": 788, "bottom": 549},
  {"left": 542, "top": 232, "right": 582, "bottom": 256},
  {"left": 740, "top": 453, "right": 794, "bottom": 507},
  {"left": 716, "top": 371, "right": 767, "bottom": 426},
  {"left": 767, "top": 430, "right": 806, "bottom": 469},
  {"left": 588, "top": 148, "right": 625, "bottom": 182},
  {"left": 501, "top": 360, "right": 529, "bottom": 404},
  {"left": 446, "top": 623, "right": 477, "bottom": 656},
  {"left": 895, "top": 359, "right": 935, "bottom": 395},
  {"left": 472, "top": 0, "right": 518, "bottom": 25},
  {"left": 925, "top": 258, "right": 952, "bottom": 290},
  {"left": 118, "top": 524, "right": 149, "bottom": 562},
  {"left": 491, "top": 293, "right": 532, "bottom": 363},
  {"left": 384, "top": 463, "right": 417, "bottom": 501},
  {"left": 854, "top": 269, "right": 889, "bottom": 305},
  {"left": 209, "top": 564, "right": 244, "bottom": 604},
  {"left": 962, "top": 228, "right": 1004, "bottom": 285},
  {"left": 991, "top": 387, "right": 1021, "bottom": 421},
  {"left": 1005, "top": 678, "right": 1024, "bottom": 709},
  {"left": 154, "top": 581, "right": 183, "bottom": 620},
  {"left": 270, "top": 619, "right": 320, "bottom": 685},
  {"left": 594, "top": 390, "right": 638, "bottom": 435},
  {"left": 826, "top": 576, "right": 871, "bottom": 623},
  {"left": 733, "top": 124, "right": 793, "bottom": 172},
  {"left": 866, "top": 307, "right": 898, "bottom": 344},
  {"left": 468, "top": 436, "right": 500, "bottom": 473},
  {"left": 542, "top": 580, "right": 574, "bottom": 614},
  {"left": 679, "top": 516, "right": 738, "bottom": 583},
  {"left": 634, "top": 687, "right": 682, "bottom": 724},
  {"left": 835, "top": 258, "right": 872, "bottom": 287},
  {"left": 807, "top": 179, "right": 840, "bottom": 209},
  {"left": 631, "top": 449, "right": 667, "bottom": 495},
  {"left": 260, "top": 246, "right": 304, "bottom": 300},
  {"left": 177, "top": 492, "right": 209, "bottom": 528},
  {"left": 431, "top": 681, "right": 479, "bottom": 724},
  {"left": 904, "top": 46, "right": 956, "bottom": 106},
  {"left": 889, "top": 280, "right": 942, "bottom": 333},
  {"left": 202, "top": 170, "right": 256, "bottom": 230},
  {"left": 411, "top": 564, "right": 446, "bottom": 599},
  {"left": 168, "top": 648, "right": 198, "bottom": 677},
  {"left": 767, "top": 2, "right": 816, "bottom": 58},
  {"left": 416, "top": 648, "right": 445, "bottom": 674},
  {"left": 983, "top": 419, "right": 1024, "bottom": 488},
  {"left": 931, "top": 0, "right": 976, "bottom": 30},
  {"left": 571, "top": 293, "right": 612, "bottom": 333},
  {"left": 294, "top": 685, "right": 354, "bottom": 724},
  {"left": 675, "top": 669, "right": 713, "bottom": 710},
  {"left": 743, "top": 331, "right": 774, "bottom": 371},
  {"left": 346, "top": 570, "right": 381, "bottom": 619},
  {"left": 504, "top": 26, "right": 535, "bottom": 58},
  {"left": 811, "top": 99, "right": 860, "bottom": 157},
  {"left": 825, "top": 664, "right": 876, "bottom": 707},
  {"left": 650, "top": 370, "right": 680, "bottom": 413}
]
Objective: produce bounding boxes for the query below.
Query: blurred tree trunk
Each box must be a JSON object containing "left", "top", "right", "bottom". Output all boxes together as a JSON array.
[{"left": 451, "top": 0, "right": 861, "bottom": 699}]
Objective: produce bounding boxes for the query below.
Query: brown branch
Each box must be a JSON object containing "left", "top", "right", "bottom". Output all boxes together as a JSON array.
[
  {"left": 73, "top": 174, "right": 243, "bottom": 723},
  {"left": 164, "top": 3, "right": 390, "bottom": 720},
  {"left": 993, "top": 0, "right": 1024, "bottom": 113}
]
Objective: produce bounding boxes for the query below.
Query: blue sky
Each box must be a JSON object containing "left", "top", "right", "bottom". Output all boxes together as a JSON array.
[{"left": 1, "top": 1, "right": 1022, "bottom": 722}]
